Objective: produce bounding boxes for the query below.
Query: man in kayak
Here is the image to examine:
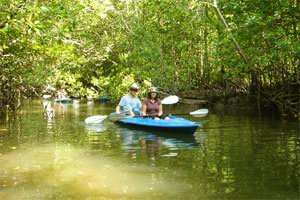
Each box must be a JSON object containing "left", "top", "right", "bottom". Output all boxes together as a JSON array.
[
  {"left": 116, "top": 83, "right": 141, "bottom": 116},
  {"left": 141, "top": 87, "right": 169, "bottom": 120}
]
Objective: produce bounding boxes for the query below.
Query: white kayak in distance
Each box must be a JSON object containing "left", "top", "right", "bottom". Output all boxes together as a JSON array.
[
  {"left": 189, "top": 109, "right": 209, "bottom": 118},
  {"left": 85, "top": 115, "right": 107, "bottom": 124},
  {"left": 42, "top": 94, "right": 52, "bottom": 99}
]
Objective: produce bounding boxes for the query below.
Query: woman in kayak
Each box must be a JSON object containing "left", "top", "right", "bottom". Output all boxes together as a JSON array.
[
  {"left": 141, "top": 87, "right": 169, "bottom": 120},
  {"left": 116, "top": 83, "right": 141, "bottom": 116}
]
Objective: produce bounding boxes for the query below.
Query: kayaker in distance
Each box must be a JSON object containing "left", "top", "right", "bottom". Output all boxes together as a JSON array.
[
  {"left": 141, "top": 87, "right": 169, "bottom": 120},
  {"left": 57, "top": 87, "right": 67, "bottom": 99},
  {"left": 116, "top": 83, "right": 141, "bottom": 116}
]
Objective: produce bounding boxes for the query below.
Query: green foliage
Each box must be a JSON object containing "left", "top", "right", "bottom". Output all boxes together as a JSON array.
[{"left": 0, "top": 0, "right": 298, "bottom": 116}]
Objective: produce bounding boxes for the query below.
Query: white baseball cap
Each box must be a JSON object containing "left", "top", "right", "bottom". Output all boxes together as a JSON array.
[{"left": 129, "top": 83, "right": 139, "bottom": 90}]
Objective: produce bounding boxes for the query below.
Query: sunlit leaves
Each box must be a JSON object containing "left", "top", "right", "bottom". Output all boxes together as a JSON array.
[{"left": 0, "top": 0, "right": 298, "bottom": 116}]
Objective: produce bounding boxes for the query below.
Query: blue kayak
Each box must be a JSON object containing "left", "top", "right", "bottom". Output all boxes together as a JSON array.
[{"left": 116, "top": 115, "right": 201, "bottom": 134}]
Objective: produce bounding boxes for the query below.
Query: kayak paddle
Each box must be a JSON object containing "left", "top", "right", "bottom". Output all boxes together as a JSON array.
[
  {"left": 189, "top": 108, "right": 209, "bottom": 117},
  {"left": 161, "top": 95, "right": 208, "bottom": 117},
  {"left": 85, "top": 115, "right": 107, "bottom": 124},
  {"left": 108, "top": 112, "right": 130, "bottom": 122},
  {"left": 85, "top": 95, "right": 181, "bottom": 124},
  {"left": 161, "top": 95, "right": 179, "bottom": 104}
]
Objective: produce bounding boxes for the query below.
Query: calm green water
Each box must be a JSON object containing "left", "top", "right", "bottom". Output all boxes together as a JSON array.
[{"left": 0, "top": 100, "right": 299, "bottom": 200}]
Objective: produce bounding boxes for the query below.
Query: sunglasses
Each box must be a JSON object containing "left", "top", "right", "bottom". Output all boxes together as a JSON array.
[{"left": 130, "top": 88, "right": 138, "bottom": 92}]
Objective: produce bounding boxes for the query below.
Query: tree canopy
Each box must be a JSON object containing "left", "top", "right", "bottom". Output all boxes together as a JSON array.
[{"left": 0, "top": 0, "right": 299, "bottom": 117}]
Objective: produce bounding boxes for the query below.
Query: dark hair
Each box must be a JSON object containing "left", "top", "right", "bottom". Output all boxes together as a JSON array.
[{"left": 147, "top": 92, "right": 159, "bottom": 101}]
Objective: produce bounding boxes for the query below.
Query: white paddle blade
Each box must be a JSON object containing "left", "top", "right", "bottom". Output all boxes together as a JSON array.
[
  {"left": 85, "top": 115, "right": 107, "bottom": 124},
  {"left": 190, "top": 109, "right": 209, "bottom": 118},
  {"left": 161, "top": 95, "right": 179, "bottom": 104}
]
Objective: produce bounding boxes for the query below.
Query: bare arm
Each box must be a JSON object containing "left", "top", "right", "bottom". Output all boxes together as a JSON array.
[
  {"left": 116, "top": 105, "right": 134, "bottom": 116},
  {"left": 141, "top": 103, "right": 147, "bottom": 116},
  {"left": 116, "top": 105, "right": 120, "bottom": 113},
  {"left": 158, "top": 104, "right": 163, "bottom": 116}
]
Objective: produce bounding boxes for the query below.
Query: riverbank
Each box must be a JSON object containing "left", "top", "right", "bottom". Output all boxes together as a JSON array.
[
  {"left": 178, "top": 89, "right": 299, "bottom": 120},
  {"left": 0, "top": 84, "right": 298, "bottom": 121}
]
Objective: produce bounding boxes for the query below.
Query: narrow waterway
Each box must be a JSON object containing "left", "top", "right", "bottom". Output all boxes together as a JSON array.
[{"left": 0, "top": 100, "right": 299, "bottom": 200}]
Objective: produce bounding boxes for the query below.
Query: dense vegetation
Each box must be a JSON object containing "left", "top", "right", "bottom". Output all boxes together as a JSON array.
[{"left": 0, "top": 0, "right": 299, "bottom": 117}]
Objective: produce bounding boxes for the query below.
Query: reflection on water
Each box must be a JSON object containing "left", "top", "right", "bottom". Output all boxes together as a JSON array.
[
  {"left": 46, "top": 116, "right": 54, "bottom": 135},
  {"left": 85, "top": 123, "right": 107, "bottom": 133},
  {"left": 0, "top": 101, "right": 299, "bottom": 200},
  {"left": 115, "top": 127, "right": 202, "bottom": 158},
  {"left": 0, "top": 145, "right": 187, "bottom": 199}
]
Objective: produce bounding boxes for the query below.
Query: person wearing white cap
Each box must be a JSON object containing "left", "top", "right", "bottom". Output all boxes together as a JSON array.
[{"left": 116, "top": 83, "right": 141, "bottom": 116}]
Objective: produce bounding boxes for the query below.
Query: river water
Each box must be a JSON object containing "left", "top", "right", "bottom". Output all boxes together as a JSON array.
[{"left": 0, "top": 100, "right": 299, "bottom": 200}]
